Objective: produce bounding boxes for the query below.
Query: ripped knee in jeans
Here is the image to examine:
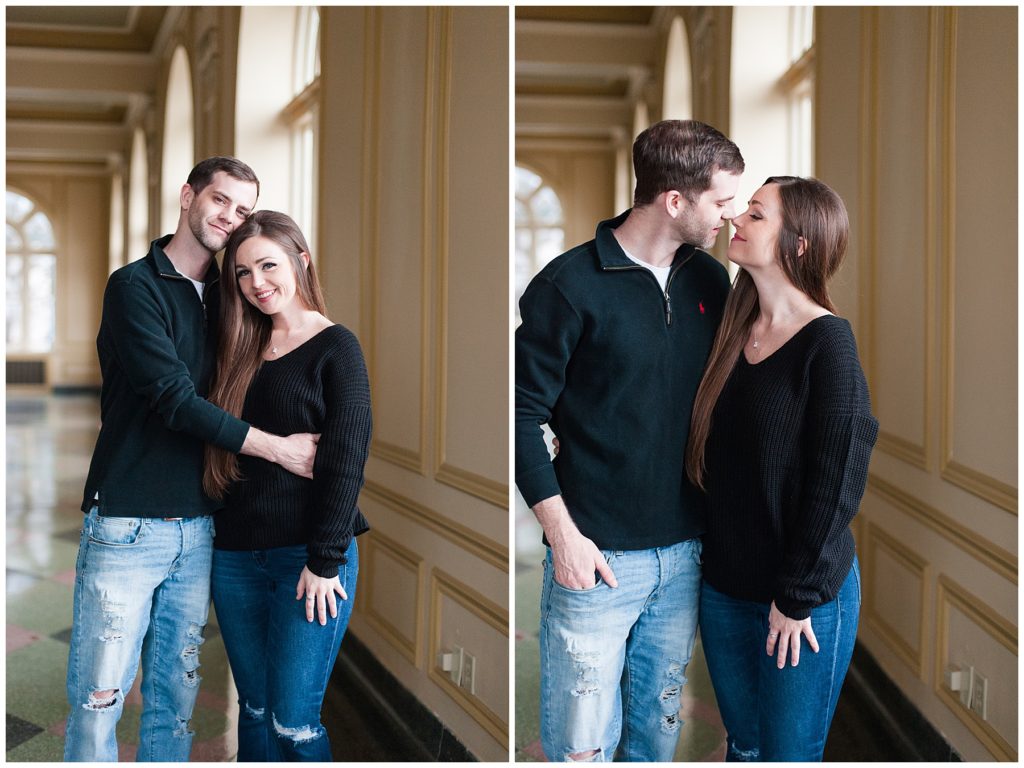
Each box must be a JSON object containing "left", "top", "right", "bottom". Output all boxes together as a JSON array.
[{"left": 272, "top": 713, "right": 324, "bottom": 745}]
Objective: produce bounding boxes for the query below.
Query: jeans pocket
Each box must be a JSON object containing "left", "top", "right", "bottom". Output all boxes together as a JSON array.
[
  {"left": 549, "top": 549, "right": 615, "bottom": 593},
  {"left": 89, "top": 515, "right": 146, "bottom": 546}
]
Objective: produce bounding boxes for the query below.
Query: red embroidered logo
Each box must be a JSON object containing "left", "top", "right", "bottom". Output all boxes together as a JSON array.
[{"left": 699, "top": 302, "right": 705, "bottom": 314}]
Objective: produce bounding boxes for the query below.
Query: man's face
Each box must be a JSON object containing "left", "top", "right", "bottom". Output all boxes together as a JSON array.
[
  {"left": 184, "top": 171, "right": 258, "bottom": 253},
  {"left": 675, "top": 170, "right": 741, "bottom": 249}
]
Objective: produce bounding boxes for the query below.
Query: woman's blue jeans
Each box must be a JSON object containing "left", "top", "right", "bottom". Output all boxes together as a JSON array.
[
  {"left": 699, "top": 557, "right": 860, "bottom": 762},
  {"left": 211, "top": 541, "right": 357, "bottom": 762}
]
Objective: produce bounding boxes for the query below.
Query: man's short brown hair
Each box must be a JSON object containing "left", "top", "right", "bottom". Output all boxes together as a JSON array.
[{"left": 632, "top": 120, "right": 744, "bottom": 207}]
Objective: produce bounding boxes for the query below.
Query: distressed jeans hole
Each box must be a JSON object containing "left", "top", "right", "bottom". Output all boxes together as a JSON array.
[
  {"left": 242, "top": 701, "right": 266, "bottom": 721},
  {"left": 566, "top": 748, "right": 601, "bottom": 762},
  {"left": 272, "top": 713, "right": 322, "bottom": 744},
  {"left": 84, "top": 690, "right": 119, "bottom": 711}
]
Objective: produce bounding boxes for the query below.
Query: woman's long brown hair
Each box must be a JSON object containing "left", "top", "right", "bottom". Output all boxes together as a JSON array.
[
  {"left": 685, "top": 176, "right": 849, "bottom": 489},
  {"left": 203, "top": 210, "right": 327, "bottom": 498}
]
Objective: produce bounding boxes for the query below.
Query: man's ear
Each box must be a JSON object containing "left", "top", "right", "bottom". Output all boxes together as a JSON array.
[
  {"left": 663, "top": 190, "right": 685, "bottom": 219},
  {"left": 179, "top": 183, "right": 195, "bottom": 211}
]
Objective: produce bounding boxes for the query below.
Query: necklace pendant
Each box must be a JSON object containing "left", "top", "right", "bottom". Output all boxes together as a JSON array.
[
  {"left": 752, "top": 340, "right": 759, "bottom": 349},
  {"left": 271, "top": 346, "right": 278, "bottom": 355}
]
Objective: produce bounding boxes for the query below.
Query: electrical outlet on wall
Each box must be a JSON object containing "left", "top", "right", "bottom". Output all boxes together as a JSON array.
[
  {"left": 969, "top": 670, "right": 988, "bottom": 720},
  {"left": 460, "top": 651, "right": 477, "bottom": 695}
]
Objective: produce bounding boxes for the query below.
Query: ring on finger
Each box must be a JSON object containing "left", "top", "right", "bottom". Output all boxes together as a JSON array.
[{"left": 306, "top": 595, "right": 315, "bottom": 602}]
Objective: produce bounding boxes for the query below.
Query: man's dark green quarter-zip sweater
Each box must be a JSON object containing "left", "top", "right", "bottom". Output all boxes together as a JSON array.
[
  {"left": 515, "top": 210, "right": 731, "bottom": 550},
  {"left": 81, "top": 235, "right": 250, "bottom": 517}
]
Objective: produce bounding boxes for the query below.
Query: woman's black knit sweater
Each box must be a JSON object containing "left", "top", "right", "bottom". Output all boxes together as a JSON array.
[
  {"left": 702, "top": 315, "right": 878, "bottom": 619},
  {"left": 214, "top": 324, "right": 372, "bottom": 578}
]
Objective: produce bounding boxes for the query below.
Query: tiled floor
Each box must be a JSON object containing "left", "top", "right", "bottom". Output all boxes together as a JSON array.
[
  {"left": 5, "top": 393, "right": 421, "bottom": 762},
  {"left": 6, "top": 394, "right": 240, "bottom": 760}
]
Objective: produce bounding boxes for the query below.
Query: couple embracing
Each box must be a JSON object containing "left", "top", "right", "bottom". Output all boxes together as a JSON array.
[{"left": 515, "top": 121, "right": 879, "bottom": 763}]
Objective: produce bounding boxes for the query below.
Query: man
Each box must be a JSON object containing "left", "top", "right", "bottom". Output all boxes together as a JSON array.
[
  {"left": 515, "top": 120, "right": 744, "bottom": 762},
  {"left": 64, "top": 157, "right": 318, "bottom": 761}
]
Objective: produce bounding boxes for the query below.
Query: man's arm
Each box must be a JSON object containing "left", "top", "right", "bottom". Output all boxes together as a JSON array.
[
  {"left": 515, "top": 275, "right": 617, "bottom": 589},
  {"left": 533, "top": 495, "right": 618, "bottom": 589},
  {"left": 241, "top": 430, "right": 318, "bottom": 478},
  {"left": 106, "top": 277, "right": 316, "bottom": 475}
]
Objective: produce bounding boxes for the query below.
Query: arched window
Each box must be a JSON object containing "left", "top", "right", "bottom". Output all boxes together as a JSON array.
[
  {"left": 515, "top": 167, "right": 564, "bottom": 323},
  {"left": 6, "top": 191, "right": 57, "bottom": 352},
  {"left": 162, "top": 45, "right": 195, "bottom": 235},
  {"left": 731, "top": 7, "right": 816, "bottom": 205},
  {"left": 286, "top": 6, "right": 321, "bottom": 258},
  {"left": 236, "top": 7, "right": 320, "bottom": 257},
  {"left": 783, "top": 6, "right": 815, "bottom": 177}
]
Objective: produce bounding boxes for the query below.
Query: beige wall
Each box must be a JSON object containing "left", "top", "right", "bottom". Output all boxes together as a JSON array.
[
  {"left": 818, "top": 7, "right": 1017, "bottom": 761},
  {"left": 8, "top": 6, "right": 510, "bottom": 759},
  {"left": 517, "top": 5, "right": 1017, "bottom": 762},
  {"left": 318, "top": 7, "right": 510, "bottom": 760}
]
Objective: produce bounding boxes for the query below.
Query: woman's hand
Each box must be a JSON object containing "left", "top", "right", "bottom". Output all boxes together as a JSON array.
[
  {"left": 295, "top": 565, "right": 348, "bottom": 625},
  {"left": 766, "top": 600, "right": 819, "bottom": 668}
]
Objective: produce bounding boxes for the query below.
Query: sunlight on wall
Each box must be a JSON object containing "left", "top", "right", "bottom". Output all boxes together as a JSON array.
[{"left": 161, "top": 46, "right": 194, "bottom": 235}]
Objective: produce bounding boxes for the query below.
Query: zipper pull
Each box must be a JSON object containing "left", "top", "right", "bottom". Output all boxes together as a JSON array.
[{"left": 665, "top": 292, "right": 672, "bottom": 326}]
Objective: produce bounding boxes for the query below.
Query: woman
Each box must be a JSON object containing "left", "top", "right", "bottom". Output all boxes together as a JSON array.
[
  {"left": 204, "top": 210, "right": 372, "bottom": 761},
  {"left": 685, "top": 177, "right": 878, "bottom": 761}
]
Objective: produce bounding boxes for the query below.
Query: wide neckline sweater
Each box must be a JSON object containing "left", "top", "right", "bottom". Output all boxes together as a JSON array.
[
  {"left": 702, "top": 315, "right": 879, "bottom": 619},
  {"left": 213, "top": 324, "right": 372, "bottom": 579},
  {"left": 515, "top": 210, "right": 731, "bottom": 550}
]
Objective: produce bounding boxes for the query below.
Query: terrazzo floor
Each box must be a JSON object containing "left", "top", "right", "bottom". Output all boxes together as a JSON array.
[{"left": 5, "top": 393, "right": 417, "bottom": 762}]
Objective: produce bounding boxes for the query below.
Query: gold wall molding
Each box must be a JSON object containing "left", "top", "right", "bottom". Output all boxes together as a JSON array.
[
  {"left": 863, "top": 522, "right": 929, "bottom": 679},
  {"left": 362, "top": 480, "right": 508, "bottom": 572},
  {"left": 934, "top": 574, "right": 1018, "bottom": 761},
  {"left": 862, "top": 7, "right": 933, "bottom": 471},
  {"left": 363, "top": 7, "right": 429, "bottom": 475},
  {"left": 937, "top": 8, "right": 1017, "bottom": 516},
  {"left": 359, "top": 7, "right": 379, "bottom": 385},
  {"left": 857, "top": 10, "right": 876, "bottom": 386},
  {"left": 435, "top": 464, "right": 508, "bottom": 509},
  {"left": 431, "top": 7, "right": 509, "bottom": 509},
  {"left": 428, "top": 567, "right": 509, "bottom": 748},
  {"left": 360, "top": 530, "right": 424, "bottom": 667},
  {"left": 941, "top": 462, "right": 1016, "bottom": 517},
  {"left": 867, "top": 475, "right": 1017, "bottom": 585}
]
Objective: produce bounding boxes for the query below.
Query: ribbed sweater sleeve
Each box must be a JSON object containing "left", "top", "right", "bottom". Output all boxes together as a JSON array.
[
  {"left": 702, "top": 316, "right": 878, "bottom": 619},
  {"left": 215, "top": 326, "right": 372, "bottom": 574},
  {"left": 307, "top": 331, "right": 373, "bottom": 578},
  {"left": 774, "top": 327, "right": 878, "bottom": 618},
  {"left": 514, "top": 274, "right": 582, "bottom": 506}
]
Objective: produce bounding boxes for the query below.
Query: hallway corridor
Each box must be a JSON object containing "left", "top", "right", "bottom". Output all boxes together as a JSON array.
[{"left": 5, "top": 394, "right": 424, "bottom": 762}]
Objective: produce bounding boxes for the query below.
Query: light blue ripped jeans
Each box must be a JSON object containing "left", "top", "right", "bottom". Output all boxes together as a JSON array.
[
  {"left": 64, "top": 507, "right": 214, "bottom": 762},
  {"left": 539, "top": 539, "right": 703, "bottom": 762}
]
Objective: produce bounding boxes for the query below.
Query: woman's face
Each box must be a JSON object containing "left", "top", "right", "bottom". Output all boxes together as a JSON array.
[
  {"left": 727, "top": 183, "right": 783, "bottom": 270},
  {"left": 233, "top": 235, "right": 308, "bottom": 316}
]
